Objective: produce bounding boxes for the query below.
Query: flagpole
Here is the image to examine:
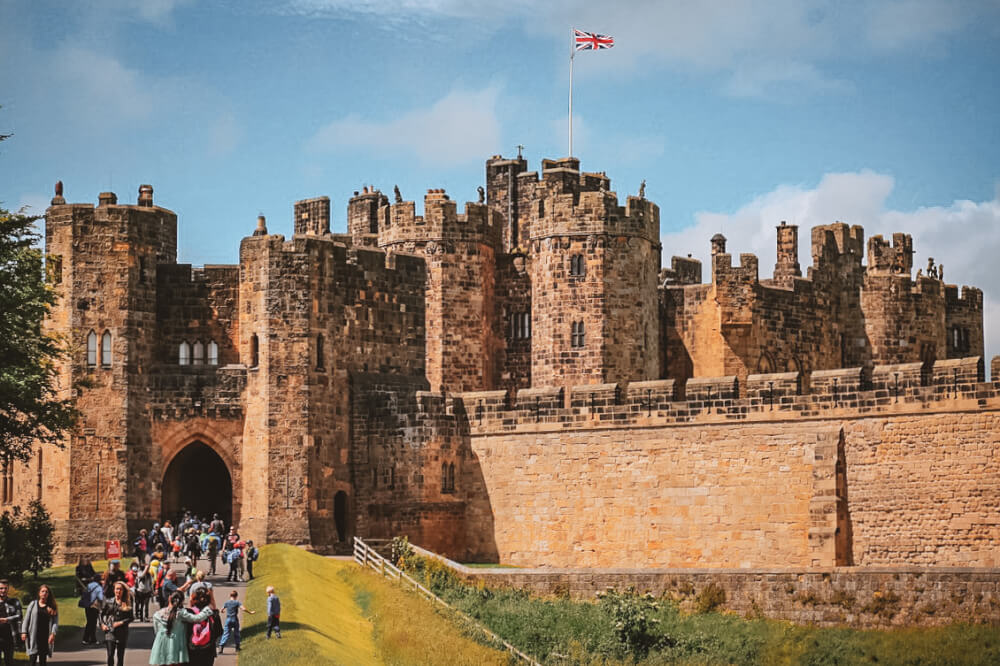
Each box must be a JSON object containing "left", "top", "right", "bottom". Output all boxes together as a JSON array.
[{"left": 569, "top": 29, "right": 575, "bottom": 158}]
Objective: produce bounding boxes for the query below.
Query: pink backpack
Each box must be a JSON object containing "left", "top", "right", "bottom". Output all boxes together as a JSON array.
[{"left": 190, "top": 608, "right": 213, "bottom": 647}]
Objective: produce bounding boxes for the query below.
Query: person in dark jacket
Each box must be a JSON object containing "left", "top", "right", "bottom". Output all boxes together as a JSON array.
[
  {"left": 79, "top": 575, "right": 103, "bottom": 644},
  {"left": 0, "top": 580, "right": 23, "bottom": 666},
  {"left": 98, "top": 581, "right": 133, "bottom": 666}
]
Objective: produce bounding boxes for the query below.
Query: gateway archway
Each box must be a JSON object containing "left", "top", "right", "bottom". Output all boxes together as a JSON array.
[{"left": 161, "top": 441, "right": 232, "bottom": 527}]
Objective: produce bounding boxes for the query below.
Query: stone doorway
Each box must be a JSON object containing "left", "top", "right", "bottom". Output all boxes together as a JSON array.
[
  {"left": 334, "top": 491, "right": 348, "bottom": 542},
  {"left": 161, "top": 441, "right": 233, "bottom": 527}
]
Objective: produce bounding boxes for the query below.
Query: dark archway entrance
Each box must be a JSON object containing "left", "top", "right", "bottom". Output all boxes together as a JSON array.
[
  {"left": 334, "top": 491, "right": 348, "bottom": 543},
  {"left": 161, "top": 441, "right": 232, "bottom": 527}
]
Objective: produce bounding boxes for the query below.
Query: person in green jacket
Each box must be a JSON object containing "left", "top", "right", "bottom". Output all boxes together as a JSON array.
[{"left": 149, "top": 592, "right": 214, "bottom": 666}]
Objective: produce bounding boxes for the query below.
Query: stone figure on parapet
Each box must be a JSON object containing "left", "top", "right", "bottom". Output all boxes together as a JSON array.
[
  {"left": 394, "top": 185, "right": 402, "bottom": 204},
  {"left": 927, "top": 257, "right": 938, "bottom": 279},
  {"left": 55, "top": 180, "right": 63, "bottom": 197},
  {"left": 639, "top": 179, "right": 646, "bottom": 199},
  {"left": 477, "top": 186, "right": 485, "bottom": 204},
  {"left": 939, "top": 264, "right": 944, "bottom": 281}
]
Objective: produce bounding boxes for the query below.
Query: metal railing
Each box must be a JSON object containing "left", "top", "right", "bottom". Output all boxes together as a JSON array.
[{"left": 352, "top": 536, "right": 539, "bottom": 665}]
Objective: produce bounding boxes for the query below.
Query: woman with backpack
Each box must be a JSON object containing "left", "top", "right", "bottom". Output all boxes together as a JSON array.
[
  {"left": 187, "top": 588, "right": 220, "bottom": 666},
  {"left": 99, "top": 581, "right": 134, "bottom": 666},
  {"left": 150, "top": 592, "right": 214, "bottom": 666}
]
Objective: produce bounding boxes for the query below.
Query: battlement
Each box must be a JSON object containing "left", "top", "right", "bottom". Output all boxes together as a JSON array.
[
  {"left": 240, "top": 227, "right": 425, "bottom": 276},
  {"left": 945, "top": 284, "right": 984, "bottom": 310},
  {"left": 810, "top": 222, "right": 865, "bottom": 271},
  {"left": 378, "top": 190, "right": 502, "bottom": 248},
  {"left": 711, "top": 252, "right": 759, "bottom": 285},
  {"left": 447, "top": 356, "right": 998, "bottom": 432},
  {"left": 46, "top": 188, "right": 177, "bottom": 265},
  {"left": 660, "top": 255, "right": 702, "bottom": 285},
  {"left": 528, "top": 190, "right": 659, "bottom": 241},
  {"left": 294, "top": 196, "right": 331, "bottom": 236},
  {"left": 867, "top": 232, "right": 913, "bottom": 276}
]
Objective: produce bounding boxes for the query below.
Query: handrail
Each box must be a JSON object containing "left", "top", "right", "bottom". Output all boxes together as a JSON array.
[{"left": 353, "top": 536, "right": 540, "bottom": 665}]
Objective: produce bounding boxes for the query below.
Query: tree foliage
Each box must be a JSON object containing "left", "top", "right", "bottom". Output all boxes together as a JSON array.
[
  {"left": 0, "top": 131, "right": 78, "bottom": 462},
  {"left": 0, "top": 502, "right": 55, "bottom": 581}
]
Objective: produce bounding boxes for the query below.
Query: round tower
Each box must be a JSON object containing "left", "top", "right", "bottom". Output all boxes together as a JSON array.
[{"left": 528, "top": 160, "right": 661, "bottom": 387}]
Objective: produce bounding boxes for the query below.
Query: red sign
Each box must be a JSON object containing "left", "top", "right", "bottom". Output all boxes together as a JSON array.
[{"left": 105, "top": 540, "right": 121, "bottom": 560}]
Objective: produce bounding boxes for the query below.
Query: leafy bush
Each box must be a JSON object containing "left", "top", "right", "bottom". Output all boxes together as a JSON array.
[
  {"left": 0, "top": 502, "right": 54, "bottom": 581},
  {"left": 694, "top": 583, "right": 727, "bottom": 614},
  {"left": 598, "top": 587, "right": 667, "bottom": 657},
  {"left": 390, "top": 535, "right": 413, "bottom": 568}
]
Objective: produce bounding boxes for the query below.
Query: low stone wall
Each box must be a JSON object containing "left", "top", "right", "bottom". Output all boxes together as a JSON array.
[{"left": 411, "top": 546, "right": 1000, "bottom": 628}]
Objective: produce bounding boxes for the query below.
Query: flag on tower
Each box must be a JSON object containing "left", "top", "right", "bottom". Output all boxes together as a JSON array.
[{"left": 574, "top": 29, "right": 614, "bottom": 51}]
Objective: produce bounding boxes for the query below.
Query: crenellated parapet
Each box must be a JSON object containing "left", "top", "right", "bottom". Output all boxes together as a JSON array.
[
  {"left": 378, "top": 189, "right": 502, "bottom": 250},
  {"left": 450, "top": 355, "right": 999, "bottom": 433}
]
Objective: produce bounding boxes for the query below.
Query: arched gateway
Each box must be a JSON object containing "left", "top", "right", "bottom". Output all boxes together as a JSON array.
[{"left": 161, "top": 441, "right": 233, "bottom": 527}]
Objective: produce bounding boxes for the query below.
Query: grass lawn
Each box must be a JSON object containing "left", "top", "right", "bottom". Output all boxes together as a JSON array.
[{"left": 239, "top": 544, "right": 509, "bottom": 666}]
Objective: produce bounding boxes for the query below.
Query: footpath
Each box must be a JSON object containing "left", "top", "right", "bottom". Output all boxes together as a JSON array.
[{"left": 55, "top": 557, "right": 244, "bottom": 666}]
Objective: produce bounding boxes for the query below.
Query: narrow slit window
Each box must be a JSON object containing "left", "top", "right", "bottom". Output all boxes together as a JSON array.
[
  {"left": 86, "top": 331, "right": 97, "bottom": 367},
  {"left": 207, "top": 340, "right": 219, "bottom": 365},
  {"left": 448, "top": 463, "right": 456, "bottom": 492},
  {"left": 317, "top": 334, "right": 325, "bottom": 370},
  {"left": 251, "top": 334, "right": 259, "bottom": 368}
]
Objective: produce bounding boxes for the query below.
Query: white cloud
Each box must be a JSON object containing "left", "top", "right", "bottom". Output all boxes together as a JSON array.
[
  {"left": 308, "top": 86, "right": 502, "bottom": 166},
  {"left": 279, "top": 1, "right": 1000, "bottom": 97},
  {"left": 662, "top": 171, "right": 1000, "bottom": 366}
]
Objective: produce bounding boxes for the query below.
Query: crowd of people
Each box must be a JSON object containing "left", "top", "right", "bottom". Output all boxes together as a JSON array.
[{"left": 0, "top": 510, "right": 282, "bottom": 666}]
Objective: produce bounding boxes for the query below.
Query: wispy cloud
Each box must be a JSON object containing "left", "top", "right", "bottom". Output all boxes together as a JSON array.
[
  {"left": 276, "top": 0, "right": 1000, "bottom": 97},
  {"left": 308, "top": 86, "right": 502, "bottom": 166},
  {"left": 662, "top": 171, "right": 1000, "bottom": 363}
]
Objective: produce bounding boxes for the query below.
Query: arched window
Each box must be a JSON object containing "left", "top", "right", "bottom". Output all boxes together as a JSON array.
[
  {"left": 101, "top": 331, "right": 112, "bottom": 368},
  {"left": 571, "top": 321, "right": 585, "bottom": 348},
  {"left": 570, "top": 254, "right": 586, "bottom": 277},
  {"left": 86, "top": 331, "right": 97, "bottom": 367},
  {"left": 179, "top": 341, "right": 190, "bottom": 366},
  {"left": 192, "top": 340, "right": 204, "bottom": 365},
  {"left": 448, "top": 463, "right": 456, "bottom": 492},
  {"left": 441, "top": 462, "right": 449, "bottom": 493},
  {"left": 207, "top": 340, "right": 219, "bottom": 365},
  {"left": 250, "top": 334, "right": 259, "bottom": 368},
  {"left": 316, "top": 334, "right": 325, "bottom": 370}
]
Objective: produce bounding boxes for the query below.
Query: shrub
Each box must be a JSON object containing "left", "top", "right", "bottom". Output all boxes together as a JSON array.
[
  {"left": 694, "top": 583, "right": 727, "bottom": 614},
  {"left": 0, "top": 503, "right": 53, "bottom": 581},
  {"left": 390, "top": 535, "right": 413, "bottom": 568},
  {"left": 598, "top": 587, "right": 666, "bottom": 657}
]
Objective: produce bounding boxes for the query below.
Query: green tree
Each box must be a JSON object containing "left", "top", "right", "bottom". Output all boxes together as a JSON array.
[
  {"left": 23, "top": 500, "right": 54, "bottom": 578},
  {"left": 0, "top": 131, "right": 78, "bottom": 463}
]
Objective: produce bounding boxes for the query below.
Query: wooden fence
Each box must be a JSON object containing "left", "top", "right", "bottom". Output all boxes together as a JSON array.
[{"left": 352, "top": 536, "right": 540, "bottom": 665}]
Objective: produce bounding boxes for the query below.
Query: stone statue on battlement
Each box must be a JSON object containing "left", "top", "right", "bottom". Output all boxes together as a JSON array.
[
  {"left": 394, "top": 185, "right": 402, "bottom": 204},
  {"left": 477, "top": 186, "right": 485, "bottom": 204},
  {"left": 927, "top": 257, "right": 938, "bottom": 279},
  {"left": 639, "top": 179, "right": 646, "bottom": 199}
]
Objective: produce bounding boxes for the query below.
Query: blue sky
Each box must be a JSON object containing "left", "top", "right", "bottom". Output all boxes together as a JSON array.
[{"left": 2, "top": 0, "right": 1000, "bottom": 358}]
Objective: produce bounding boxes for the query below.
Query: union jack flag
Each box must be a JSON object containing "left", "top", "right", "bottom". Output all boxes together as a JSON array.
[{"left": 574, "top": 29, "right": 614, "bottom": 51}]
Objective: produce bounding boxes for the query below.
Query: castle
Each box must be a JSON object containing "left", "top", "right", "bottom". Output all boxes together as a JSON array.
[{"left": 26, "top": 155, "right": 1000, "bottom": 573}]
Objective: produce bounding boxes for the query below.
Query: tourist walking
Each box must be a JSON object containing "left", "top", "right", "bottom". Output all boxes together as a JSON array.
[
  {"left": 133, "top": 529, "right": 149, "bottom": 566},
  {"left": 21, "top": 585, "right": 57, "bottom": 666},
  {"left": 79, "top": 574, "right": 103, "bottom": 644},
  {"left": 217, "top": 590, "right": 254, "bottom": 654},
  {"left": 150, "top": 591, "right": 215, "bottom": 666},
  {"left": 0, "top": 580, "right": 23, "bottom": 666},
  {"left": 99, "top": 581, "right": 134, "bottom": 666},
  {"left": 265, "top": 586, "right": 281, "bottom": 639},
  {"left": 75, "top": 556, "right": 96, "bottom": 595},
  {"left": 134, "top": 563, "right": 153, "bottom": 622},
  {"left": 187, "top": 588, "right": 221, "bottom": 666}
]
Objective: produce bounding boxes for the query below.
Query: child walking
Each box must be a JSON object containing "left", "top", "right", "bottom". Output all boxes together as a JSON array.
[
  {"left": 217, "top": 590, "right": 254, "bottom": 654},
  {"left": 265, "top": 586, "right": 281, "bottom": 639}
]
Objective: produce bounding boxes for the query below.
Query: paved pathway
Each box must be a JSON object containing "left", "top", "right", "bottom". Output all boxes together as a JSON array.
[{"left": 57, "top": 557, "right": 246, "bottom": 666}]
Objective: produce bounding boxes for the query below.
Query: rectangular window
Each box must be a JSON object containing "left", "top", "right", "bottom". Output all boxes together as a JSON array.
[
  {"left": 509, "top": 312, "right": 531, "bottom": 340},
  {"left": 571, "top": 321, "right": 585, "bottom": 348}
]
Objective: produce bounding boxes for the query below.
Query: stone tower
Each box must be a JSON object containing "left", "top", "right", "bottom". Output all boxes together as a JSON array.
[
  {"left": 525, "top": 158, "right": 662, "bottom": 386},
  {"left": 378, "top": 189, "right": 503, "bottom": 392},
  {"left": 44, "top": 185, "right": 176, "bottom": 554}
]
